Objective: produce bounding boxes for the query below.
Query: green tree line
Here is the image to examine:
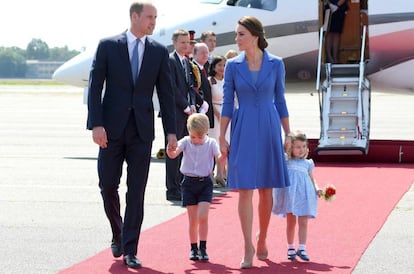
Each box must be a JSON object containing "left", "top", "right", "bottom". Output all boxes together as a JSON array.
[{"left": 0, "top": 38, "right": 80, "bottom": 78}]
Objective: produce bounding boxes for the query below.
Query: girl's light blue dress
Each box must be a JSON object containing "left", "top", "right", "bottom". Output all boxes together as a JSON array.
[{"left": 272, "top": 158, "right": 318, "bottom": 218}]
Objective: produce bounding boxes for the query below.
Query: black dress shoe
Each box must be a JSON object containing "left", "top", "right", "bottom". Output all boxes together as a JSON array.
[
  {"left": 111, "top": 236, "right": 123, "bottom": 258},
  {"left": 189, "top": 249, "right": 199, "bottom": 260},
  {"left": 199, "top": 248, "right": 209, "bottom": 261},
  {"left": 123, "top": 254, "right": 142, "bottom": 268}
]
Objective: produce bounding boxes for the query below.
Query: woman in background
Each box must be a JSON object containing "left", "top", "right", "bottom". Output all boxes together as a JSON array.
[{"left": 208, "top": 55, "right": 228, "bottom": 187}]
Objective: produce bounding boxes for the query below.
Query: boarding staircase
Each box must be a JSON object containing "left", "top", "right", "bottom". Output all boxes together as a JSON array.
[{"left": 315, "top": 25, "right": 371, "bottom": 155}]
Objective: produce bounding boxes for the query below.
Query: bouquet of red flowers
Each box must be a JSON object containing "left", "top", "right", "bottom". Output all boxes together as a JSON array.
[{"left": 322, "top": 184, "right": 336, "bottom": 202}]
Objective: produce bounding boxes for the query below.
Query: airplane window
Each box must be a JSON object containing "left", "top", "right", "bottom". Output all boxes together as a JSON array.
[{"left": 226, "top": 0, "right": 277, "bottom": 11}]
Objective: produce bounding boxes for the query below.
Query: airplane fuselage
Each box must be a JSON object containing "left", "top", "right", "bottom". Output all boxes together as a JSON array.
[{"left": 53, "top": 0, "right": 414, "bottom": 90}]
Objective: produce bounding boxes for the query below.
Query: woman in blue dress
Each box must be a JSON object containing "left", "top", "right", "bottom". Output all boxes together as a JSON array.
[
  {"left": 272, "top": 131, "right": 322, "bottom": 262},
  {"left": 219, "top": 16, "right": 291, "bottom": 269}
]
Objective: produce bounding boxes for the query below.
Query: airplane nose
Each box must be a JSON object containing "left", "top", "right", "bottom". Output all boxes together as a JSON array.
[
  {"left": 52, "top": 49, "right": 94, "bottom": 87},
  {"left": 52, "top": 64, "right": 76, "bottom": 86}
]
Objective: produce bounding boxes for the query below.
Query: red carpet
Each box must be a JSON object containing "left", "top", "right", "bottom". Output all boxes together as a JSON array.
[{"left": 60, "top": 164, "right": 414, "bottom": 273}]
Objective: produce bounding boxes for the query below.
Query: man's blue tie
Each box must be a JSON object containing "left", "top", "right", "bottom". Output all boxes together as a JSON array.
[
  {"left": 182, "top": 59, "right": 189, "bottom": 84},
  {"left": 131, "top": 38, "right": 140, "bottom": 85}
]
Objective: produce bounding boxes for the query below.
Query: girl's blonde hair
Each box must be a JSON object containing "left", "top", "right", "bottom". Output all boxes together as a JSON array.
[
  {"left": 187, "top": 113, "right": 209, "bottom": 135},
  {"left": 287, "top": 130, "right": 309, "bottom": 159}
]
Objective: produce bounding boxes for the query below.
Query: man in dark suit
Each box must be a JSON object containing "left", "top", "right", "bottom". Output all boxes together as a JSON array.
[
  {"left": 192, "top": 43, "right": 214, "bottom": 129},
  {"left": 165, "top": 29, "right": 195, "bottom": 201},
  {"left": 200, "top": 30, "right": 217, "bottom": 70},
  {"left": 87, "top": 2, "right": 177, "bottom": 269}
]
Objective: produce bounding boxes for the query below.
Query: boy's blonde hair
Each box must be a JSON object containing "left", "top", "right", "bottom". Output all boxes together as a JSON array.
[
  {"left": 187, "top": 113, "right": 210, "bottom": 135},
  {"left": 287, "top": 130, "right": 309, "bottom": 159}
]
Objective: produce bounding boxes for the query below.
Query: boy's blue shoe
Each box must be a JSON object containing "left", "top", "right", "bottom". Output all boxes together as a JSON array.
[
  {"left": 198, "top": 248, "right": 209, "bottom": 261},
  {"left": 189, "top": 249, "right": 199, "bottom": 260}
]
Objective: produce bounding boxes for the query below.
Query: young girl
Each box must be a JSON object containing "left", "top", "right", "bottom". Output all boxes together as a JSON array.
[
  {"left": 208, "top": 55, "right": 228, "bottom": 187},
  {"left": 272, "top": 131, "right": 322, "bottom": 261},
  {"left": 167, "top": 113, "right": 222, "bottom": 261}
]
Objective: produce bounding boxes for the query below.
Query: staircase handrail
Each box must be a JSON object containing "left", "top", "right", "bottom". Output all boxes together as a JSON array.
[
  {"left": 358, "top": 25, "right": 368, "bottom": 138},
  {"left": 358, "top": 25, "right": 367, "bottom": 92},
  {"left": 316, "top": 26, "right": 325, "bottom": 91}
]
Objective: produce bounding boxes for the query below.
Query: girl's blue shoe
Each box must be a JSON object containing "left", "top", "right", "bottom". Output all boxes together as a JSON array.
[{"left": 296, "top": 249, "right": 310, "bottom": 261}]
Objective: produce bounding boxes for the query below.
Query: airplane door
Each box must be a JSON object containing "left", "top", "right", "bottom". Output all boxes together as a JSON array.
[{"left": 319, "top": 0, "right": 369, "bottom": 64}]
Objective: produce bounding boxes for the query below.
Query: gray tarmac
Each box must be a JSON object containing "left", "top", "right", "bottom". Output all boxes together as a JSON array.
[{"left": 0, "top": 83, "right": 412, "bottom": 274}]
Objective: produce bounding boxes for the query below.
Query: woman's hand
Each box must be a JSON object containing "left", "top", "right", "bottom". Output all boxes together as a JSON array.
[
  {"left": 283, "top": 135, "right": 292, "bottom": 153},
  {"left": 219, "top": 135, "right": 229, "bottom": 158}
]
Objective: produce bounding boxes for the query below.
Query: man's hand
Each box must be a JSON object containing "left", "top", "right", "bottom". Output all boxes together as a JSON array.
[
  {"left": 92, "top": 126, "right": 108, "bottom": 148},
  {"left": 166, "top": 133, "right": 177, "bottom": 151},
  {"left": 184, "top": 106, "right": 196, "bottom": 115}
]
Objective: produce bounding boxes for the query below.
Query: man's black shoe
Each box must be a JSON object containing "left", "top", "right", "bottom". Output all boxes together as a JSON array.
[
  {"left": 111, "top": 235, "right": 123, "bottom": 258},
  {"left": 189, "top": 249, "right": 199, "bottom": 260},
  {"left": 123, "top": 254, "right": 142, "bottom": 268}
]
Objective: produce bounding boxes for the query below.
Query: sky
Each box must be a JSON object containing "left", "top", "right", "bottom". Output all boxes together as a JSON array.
[{"left": 0, "top": 0, "right": 183, "bottom": 51}]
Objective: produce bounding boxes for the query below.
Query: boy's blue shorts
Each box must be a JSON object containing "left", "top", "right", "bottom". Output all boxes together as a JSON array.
[{"left": 181, "top": 175, "right": 213, "bottom": 206}]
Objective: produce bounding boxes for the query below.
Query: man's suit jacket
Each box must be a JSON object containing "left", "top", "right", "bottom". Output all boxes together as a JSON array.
[
  {"left": 168, "top": 52, "right": 194, "bottom": 134},
  {"left": 87, "top": 32, "right": 176, "bottom": 141},
  {"left": 193, "top": 63, "right": 214, "bottom": 128}
]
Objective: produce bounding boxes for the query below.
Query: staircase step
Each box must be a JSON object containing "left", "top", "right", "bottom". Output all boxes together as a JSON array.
[
  {"left": 327, "top": 129, "right": 356, "bottom": 134},
  {"left": 322, "top": 136, "right": 356, "bottom": 145},
  {"left": 329, "top": 116, "right": 357, "bottom": 129},
  {"left": 331, "top": 78, "right": 360, "bottom": 85},
  {"left": 330, "top": 96, "right": 358, "bottom": 101},
  {"left": 330, "top": 64, "right": 360, "bottom": 77},
  {"left": 329, "top": 102, "right": 358, "bottom": 115},
  {"left": 314, "top": 146, "right": 366, "bottom": 155},
  {"left": 331, "top": 89, "right": 358, "bottom": 97},
  {"left": 329, "top": 113, "right": 357, "bottom": 117},
  {"left": 330, "top": 63, "right": 360, "bottom": 69},
  {"left": 315, "top": 137, "right": 369, "bottom": 155},
  {"left": 327, "top": 130, "right": 356, "bottom": 139}
]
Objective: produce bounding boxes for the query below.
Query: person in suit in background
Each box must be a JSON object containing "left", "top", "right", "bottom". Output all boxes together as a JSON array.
[
  {"left": 191, "top": 43, "right": 214, "bottom": 130},
  {"left": 166, "top": 29, "right": 196, "bottom": 201},
  {"left": 186, "top": 30, "right": 197, "bottom": 60},
  {"left": 200, "top": 31, "right": 217, "bottom": 68},
  {"left": 219, "top": 16, "right": 291, "bottom": 269},
  {"left": 87, "top": 2, "right": 177, "bottom": 269}
]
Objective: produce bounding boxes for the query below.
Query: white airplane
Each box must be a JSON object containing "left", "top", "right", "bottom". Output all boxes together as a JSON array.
[
  {"left": 52, "top": 0, "right": 414, "bottom": 157},
  {"left": 53, "top": 0, "right": 414, "bottom": 91}
]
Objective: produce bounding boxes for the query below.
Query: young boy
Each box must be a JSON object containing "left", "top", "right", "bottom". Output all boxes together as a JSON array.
[{"left": 167, "top": 113, "right": 222, "bottom": 261}]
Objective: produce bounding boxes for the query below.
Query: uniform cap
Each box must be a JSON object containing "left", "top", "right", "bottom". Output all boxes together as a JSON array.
[{"left": 189, "top": 30, "right": 197, "bottom": 44}]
